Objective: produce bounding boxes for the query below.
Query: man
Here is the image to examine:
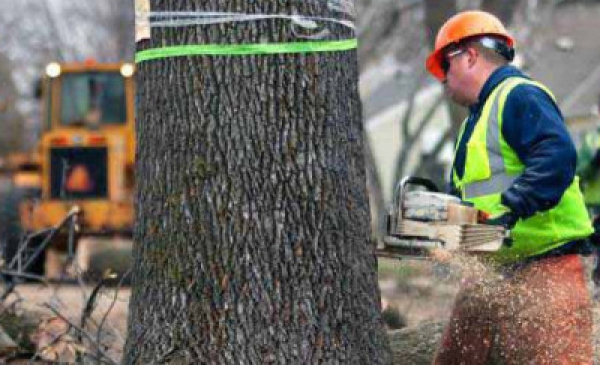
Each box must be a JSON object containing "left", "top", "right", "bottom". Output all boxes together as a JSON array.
[
  {"left": 426, "top": 10, "right": 595, "bottom": 364},
  {"left": 577, "top": 127, "right": 600, "bottom": 212},
  {"left": 576, "top": 109, "right": 600, "bottom": 290}
]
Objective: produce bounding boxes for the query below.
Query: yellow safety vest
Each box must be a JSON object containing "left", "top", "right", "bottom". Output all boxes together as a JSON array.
[{"left": 452, "top": 77, "right": 593, "bottom": 263}]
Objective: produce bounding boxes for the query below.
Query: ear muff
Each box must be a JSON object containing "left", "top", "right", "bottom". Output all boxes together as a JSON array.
[
  {"left": 503, "top": 45, "right": 515, "bottom": 62},
  {"left": 478, "top": 36, "right": 515, "bottom": 62}
]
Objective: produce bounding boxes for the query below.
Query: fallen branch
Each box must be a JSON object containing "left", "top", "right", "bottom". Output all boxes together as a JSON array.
[
  {"left": 95, "top": 268, "right": 132, "bottom": 360},
  {"left": 43, "top": 303, "right": 118, "bottom": 365}
]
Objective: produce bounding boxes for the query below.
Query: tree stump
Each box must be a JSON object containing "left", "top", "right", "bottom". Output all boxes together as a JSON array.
[{"left": 388, "top": 321, "right": 445, "bottom": 365}]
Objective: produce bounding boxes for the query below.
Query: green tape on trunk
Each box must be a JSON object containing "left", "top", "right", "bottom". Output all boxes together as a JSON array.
[{"left": 135, "top": 39, "right": 358, "bottom": 63}]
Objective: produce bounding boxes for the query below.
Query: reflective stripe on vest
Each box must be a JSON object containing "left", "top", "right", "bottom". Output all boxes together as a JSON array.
[
  {"left": 462, "top": 79, "right": 519, "bottom": 198},
  {"left": 464, "top": 173, "right": 517, "bottom": 198}
]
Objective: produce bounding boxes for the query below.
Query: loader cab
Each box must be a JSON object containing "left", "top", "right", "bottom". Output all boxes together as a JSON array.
[
  {"left": 59, "top": 71, "right": 127, "bottom": 128},
  {"left": 38, "top": 61, "right": 136, "bottom": 165},
  {"left": 39, "top": 61, "right": 135, "bottom": 132},
  {"left": 1, "top": 60, "right": 136, "bottom": 281}
]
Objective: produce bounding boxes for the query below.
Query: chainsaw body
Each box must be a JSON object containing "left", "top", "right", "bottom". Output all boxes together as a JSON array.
[{"left": 379, "top": 176, "right": 506, "bottom": 259}]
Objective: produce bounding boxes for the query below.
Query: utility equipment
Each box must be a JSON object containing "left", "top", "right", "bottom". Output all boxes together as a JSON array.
[
  {"left": 378, "top": 176, "right": 507, "bottom": 260},
  {"left": 0, "top": 59, "right": 135, "bottom": 282}
]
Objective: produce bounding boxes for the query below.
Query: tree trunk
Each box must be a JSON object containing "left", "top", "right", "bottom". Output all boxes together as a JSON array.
[
  {"left": 364, "top": 133, "right": 386, "bottom": 240},
  {"left": 481, "top": 0, "right": 517, "bottom": 25},
  {"left": 124, "top": 1, "right": 391, "bottom": 364},
  {"left": 0, "top": 53, "right": 25, "bottom": 155},
  {"left": 423, "top": 0, "right": 456, "bottom": 49}
]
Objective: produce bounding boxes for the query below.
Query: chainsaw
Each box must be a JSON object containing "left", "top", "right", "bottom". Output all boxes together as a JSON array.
[{"left": 377, "top": 176, "right": 507, "bottom": 260}]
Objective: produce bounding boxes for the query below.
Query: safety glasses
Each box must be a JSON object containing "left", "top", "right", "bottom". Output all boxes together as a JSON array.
[{"left": 441, "top": 48, "right": 466, "bottom": 75}]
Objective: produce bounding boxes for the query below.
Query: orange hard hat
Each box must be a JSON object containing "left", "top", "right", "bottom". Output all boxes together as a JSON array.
[{"left": 426, "top": 10, "right": 515, "bottom": 81}]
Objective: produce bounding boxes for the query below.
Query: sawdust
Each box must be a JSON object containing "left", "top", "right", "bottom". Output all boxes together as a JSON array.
[{"left": 434, "top": 252, "right": 599, "bottom": 364}]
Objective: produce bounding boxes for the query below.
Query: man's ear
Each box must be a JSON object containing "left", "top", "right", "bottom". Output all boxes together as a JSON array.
[{"left": 466, "top": 47, "right": 478, "bottom": 68}]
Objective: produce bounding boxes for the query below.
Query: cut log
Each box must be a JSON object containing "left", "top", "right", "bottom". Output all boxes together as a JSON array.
[
  {"left": 0, "top": 324, "right": 18, "bottom": 356},
  {"left": 388, "top": 321, "right": 445, "bottom": 365}
]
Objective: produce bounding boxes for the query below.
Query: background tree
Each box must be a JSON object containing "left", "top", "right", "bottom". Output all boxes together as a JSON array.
[
  {"left": 0, "top": 0, "right": 134, "bottom": 151},
  {"left": 0, "top": 53, "right": 26, "bottom": 156},
  {"left": 124, "top": 0, "right": 391, "bottom": 363}
]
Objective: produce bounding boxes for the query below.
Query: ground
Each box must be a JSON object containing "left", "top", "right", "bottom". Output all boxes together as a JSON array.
[
  {"left": 1, "top": 282, "right": 130, "bottom": 363},
  {"left": 1, "top": 255, "right": 599, "bottom": 363},
  {"left": 380, "top": 255, "right": 600, "bottom": 364},
  {"left": 378, "top": 258, "right": 459, "bottom": 328}
]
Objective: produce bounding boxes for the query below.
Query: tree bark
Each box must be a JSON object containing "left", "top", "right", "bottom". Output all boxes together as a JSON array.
[{"left": 124, "top": 0, "right": 391, "bottom": 364}]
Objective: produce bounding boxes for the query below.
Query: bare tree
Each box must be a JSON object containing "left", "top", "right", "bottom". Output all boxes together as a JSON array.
[
  {"left": 0, "top": 0, "right": 135, "bottom": 150},
  {"left": 124, "top": 0, "right": 391, "bottom": 363},
  {"left": 0, "top": 53, "right": 26, "bottom": 156},
  {"left": 0, "top": 0, "right": 133, "bottom": 70}
]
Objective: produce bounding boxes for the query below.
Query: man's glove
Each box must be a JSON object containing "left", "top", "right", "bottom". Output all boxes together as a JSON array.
[
  {"left": 486, "top": 212, "right": 518, "bottom": 247},
  {"left": 485, "top": 212, "right": 519, "bottom": 230},
  {"left": 592, "top": 149, "right": 600, "bottom": 168}
]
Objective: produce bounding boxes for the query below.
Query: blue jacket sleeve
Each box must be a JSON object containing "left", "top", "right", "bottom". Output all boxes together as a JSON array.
[{"left": 500, "top": 84, "right": 577, "bottom": 219}]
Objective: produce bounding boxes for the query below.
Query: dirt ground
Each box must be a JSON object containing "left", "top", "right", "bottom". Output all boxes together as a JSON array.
[
  {"left": 5, "top": 261, "right": 452, "bottom": 363},
  {"left": 379, "top": 254, "right": 600, "bottom": 312},
  {"left": 378, "top": 258, "right": 460, "bottom": 327},
  {"left": 2, "top": 282, "right": 130, "bottom": 363},
  {"left": 3, "top": 255, "right": 600, "bottom": 363},
  {"left": 379, "top": 255, "right": 600, "bottom": 364}
]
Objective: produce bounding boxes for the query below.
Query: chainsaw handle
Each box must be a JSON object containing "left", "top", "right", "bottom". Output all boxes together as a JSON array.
[
  {"left": 397, "top": 176, "right": 440, "bottom": 193},
  {"left": 389, "top": 176, "right": 440, "bottom": 234}
]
